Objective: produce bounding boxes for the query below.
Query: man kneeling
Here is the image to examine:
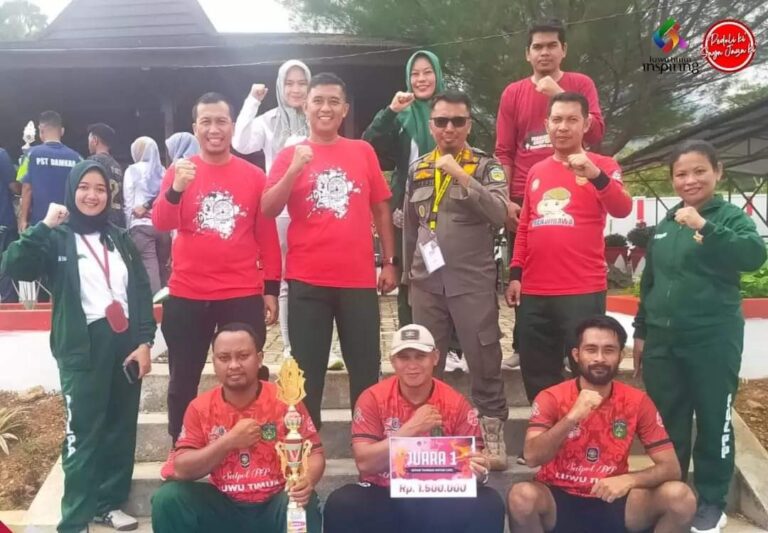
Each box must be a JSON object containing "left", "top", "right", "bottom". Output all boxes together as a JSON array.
[
  {"left": 507, "top": 316, "right": 696, "bottom": 533},
  {"left": 151, "top": 322, "right": 325, "bottom": 533},
  {"left": 324, "top": 324, "right": 505, "bottom": 533}
]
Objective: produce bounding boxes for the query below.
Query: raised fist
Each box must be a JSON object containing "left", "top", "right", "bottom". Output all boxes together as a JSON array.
[
  {"left": 250, "top": 84, "right": 268, "bottom": 102},
  {"left": 389, "top": 91, "right": 415, "bottom": 113},
  {"left": 535, "top": 76, "right": 563, "bottom": 98},
  {"left": 172, "top": 159, "right": 197, "bottom": 193},
  {"left": 43, "top": 203, "right": 69, "bottom": 229},
  {"left": 290, "top": 145, "right": 313, "bottom": 171}
]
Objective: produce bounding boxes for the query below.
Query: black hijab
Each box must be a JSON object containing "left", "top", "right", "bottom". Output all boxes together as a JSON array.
[{"left": 64, "top": 160, "right": 113, "bottom": 243}]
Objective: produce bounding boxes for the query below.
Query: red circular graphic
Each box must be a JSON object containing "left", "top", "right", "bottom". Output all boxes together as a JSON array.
[{"left": 702, "top": 19, "right": 756, "bottom": 73}]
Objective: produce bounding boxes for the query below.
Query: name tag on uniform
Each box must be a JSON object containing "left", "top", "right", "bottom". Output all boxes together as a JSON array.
[{"left": 419, "top": 238, "right": 445, "bottom": 274}]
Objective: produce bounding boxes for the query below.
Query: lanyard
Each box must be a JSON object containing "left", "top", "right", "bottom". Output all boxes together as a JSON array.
[
  {"left": 429, "top": 151, "right": 455, "bottom": 231},
  {"left": 78, "top": 234, "right": 114, "bottom": 295}
]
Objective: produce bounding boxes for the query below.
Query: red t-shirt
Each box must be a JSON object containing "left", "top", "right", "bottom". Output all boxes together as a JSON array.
[
  {"left": 495, "top": 72, "right": 605, "bottom": 199},
  {"left": 511, "top": 153, "right": 632, "bottom": 296},
  {"left": 351, "top": 376, "right": 483, "bottom": 487},
  {"left": 152, "top": 155, "right": 281, "bottom": 300},
  {"left": 159, "top": 383, "right": 322, "bottom": 503},
  {"left": 529, "top": 379, "right": 673, "bottom": 497},
  {"left": 267, "top": 137, "right": 392, "bottom": 288}
]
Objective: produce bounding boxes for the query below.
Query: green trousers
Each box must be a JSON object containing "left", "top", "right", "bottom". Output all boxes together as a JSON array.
[
  {"left": 151, "top": 481, "right": 322, "bottom": 533},
  {"left": 642, "top": 322, "right": 743, "bottom": 509},
  {"left": 58, "top": 319, "right": 141, "bottom": 533}
]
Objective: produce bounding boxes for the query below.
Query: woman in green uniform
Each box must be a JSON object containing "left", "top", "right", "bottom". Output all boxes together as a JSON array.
[
  {"left": 633, "top": 140, "right": 766, "bottom": 533},
  {"left": 1, "top": 160, "right": 156, "bottom": 533},
  {"left": 363, "top": 49, "right": 444, "bottom": 328}
]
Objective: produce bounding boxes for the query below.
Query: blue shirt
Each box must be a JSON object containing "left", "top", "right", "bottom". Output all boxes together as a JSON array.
[
  {"left": 0, "top": 148, "right": 15, "bottom": 228},
  {"left": 22, "top": 142, "right": 81, "bottom": 224}
]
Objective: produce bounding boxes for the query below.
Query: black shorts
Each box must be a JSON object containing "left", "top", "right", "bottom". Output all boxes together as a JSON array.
[{"left": 548, "top": 486, "right": 629, "bottom": 533}]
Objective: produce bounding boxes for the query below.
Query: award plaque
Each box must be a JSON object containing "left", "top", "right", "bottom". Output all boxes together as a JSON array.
[{"left": 275, "top": 358, "right": 313, "bottom": 533}]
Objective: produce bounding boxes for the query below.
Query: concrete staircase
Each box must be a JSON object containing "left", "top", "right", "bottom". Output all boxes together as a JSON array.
[{"left": 18, "top": 358, "right": 768, "bottom": 532}]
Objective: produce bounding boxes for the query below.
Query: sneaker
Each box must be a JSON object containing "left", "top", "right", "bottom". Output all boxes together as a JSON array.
[
  {"left": 480, "top": 416, "right": 508, "bottom": 471},
  {"left": 516, "top": 454, "right": 527, "bottom": 465},
  {"left": 501, "top": 352, "right": 520, "bottom": 370},
  {"left": 328, "top": 354, "right": 345, "bottom": 371},
  {"left": 691, "top": 504, "right": 727, "bottom": 532},
  {"left": 445, "top": 350, "right": 469, "bottom": 372},
  {"left": 93, "top": 510, "right": 138, "bottom": 531}
]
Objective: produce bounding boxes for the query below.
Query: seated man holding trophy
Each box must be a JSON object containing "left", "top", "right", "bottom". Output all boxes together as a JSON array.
[
  {"left": 324, "top": 324, "right": 506, "bottom": 533},
  {"left": 152, "top": 322, "right": 325, "bottom": 533}
]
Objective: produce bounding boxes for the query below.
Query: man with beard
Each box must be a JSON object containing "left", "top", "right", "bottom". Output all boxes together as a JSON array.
[
  {"left": 153, "top": 322, "right": 325, "bottom": 533},
  {"left": 506, "top": 316, "right": 696, "bottom": 533}
]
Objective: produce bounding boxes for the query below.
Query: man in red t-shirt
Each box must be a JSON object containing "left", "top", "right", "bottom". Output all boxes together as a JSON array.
[
  {"left": 152, "top": 322, "right": 325, "bottom": 533},
  {"left": 495, "top": 20, "right": 604, "bottom": 369},
  {"left": 152, "top": 92, "right": 281, "bottom": 443},
  {"left": 324, "top": 324, "right": 505, "bottom": 533},
  {"left": 507, "top": 316, "right": 695, "bottom": 532},
  {"left": 505, "top": 92, "right": 632, "bottom": 404},
  {"left": 263, "top": 73, "right": 397, "bottom": 428}
]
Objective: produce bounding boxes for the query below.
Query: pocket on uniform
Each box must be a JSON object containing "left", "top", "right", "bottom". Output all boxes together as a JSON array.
[
  {"left": 409, "top": 186, "right": 434, "bottom": 203},
  {"left": 54, "top": 350, "right": 92, "bottom": 371}
]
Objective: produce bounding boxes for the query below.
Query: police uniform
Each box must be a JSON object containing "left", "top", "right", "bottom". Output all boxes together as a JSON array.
[{"left": 402, "top": 146, "right": 508, "bottom": 422}]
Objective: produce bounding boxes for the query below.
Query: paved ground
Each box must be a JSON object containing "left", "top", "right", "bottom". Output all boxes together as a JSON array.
[{"left": 260, "top": 294, "right": 517, "bottom": 365}]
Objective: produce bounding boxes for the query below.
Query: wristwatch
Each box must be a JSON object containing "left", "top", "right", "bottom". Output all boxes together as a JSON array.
[{"left": 383, "top": 257, "right": 400, "bottom": 267}]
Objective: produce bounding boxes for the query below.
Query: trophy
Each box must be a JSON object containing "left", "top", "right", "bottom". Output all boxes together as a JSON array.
[
  {"left": 22, "top": 120, "right": 36, "bottom": 152},
  {"left": 275, "top": 358, "right": 313, "bottom": 533}
]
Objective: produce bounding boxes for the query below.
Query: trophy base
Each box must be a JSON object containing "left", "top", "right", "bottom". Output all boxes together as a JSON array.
[{"left": 287, "top": 506, "right": 307, "bottom": 533}]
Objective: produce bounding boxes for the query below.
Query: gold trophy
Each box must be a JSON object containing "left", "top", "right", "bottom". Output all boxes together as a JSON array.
[{"left": 275, "top": 358, "right": 313, "bottom": 533}]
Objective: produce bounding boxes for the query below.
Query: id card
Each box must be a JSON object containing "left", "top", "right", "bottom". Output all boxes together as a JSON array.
[{"left": 419, "top": 238, "right": 446, "bottom": 274}]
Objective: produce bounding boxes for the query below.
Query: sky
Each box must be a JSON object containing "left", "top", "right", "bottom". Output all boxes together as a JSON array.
[{"left": 29, "top": 0, "right": 295, "bottom": 33}]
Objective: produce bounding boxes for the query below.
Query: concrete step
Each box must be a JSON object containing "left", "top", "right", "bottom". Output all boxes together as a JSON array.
[
  {"left": 135, "top": 407, "right": 542, "bottom": 463},
  {"left": 140, "top": 359, "right": 641, "bottom": 412},
  {"left": 122, "top": 458, "right": 539, "bottom": 518}
]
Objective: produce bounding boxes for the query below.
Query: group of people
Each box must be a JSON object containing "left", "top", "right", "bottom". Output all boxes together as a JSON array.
[
  {"left": 0, "top": 117, "right": 202, "bottom": 300},
  {"left": 0, "top": 17, "right": 765, "bottom": 533}
]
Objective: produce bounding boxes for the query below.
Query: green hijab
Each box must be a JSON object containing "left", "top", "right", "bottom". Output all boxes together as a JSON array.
[
  {"left": 64, "top": 160, "right": 114, "bottom": 246},
  {"left": 398, "top": 50, "right": 445, "bottom": 155}
]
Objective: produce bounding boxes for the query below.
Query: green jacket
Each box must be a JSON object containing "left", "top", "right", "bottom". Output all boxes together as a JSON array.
[
  {"left": 634, "top": 196, "right": 766, "bottom": 339},
  {"left": 363, "top": 106, "right": 416, "bottom": 211},
  {"left": 1, "top": 222, "right": 155, "bottom": 366}
]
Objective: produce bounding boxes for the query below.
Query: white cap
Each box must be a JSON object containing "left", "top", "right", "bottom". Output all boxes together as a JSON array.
[{"left": 390, "top": 324, "right": 436, "bottom": 356}]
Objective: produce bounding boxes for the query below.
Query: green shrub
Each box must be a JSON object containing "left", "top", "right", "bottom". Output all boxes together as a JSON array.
[{"left": 741, "top": 261, "right": 768, "bottom": 298}]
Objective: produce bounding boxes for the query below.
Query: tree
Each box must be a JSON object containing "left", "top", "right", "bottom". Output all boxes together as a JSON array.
[
  {"left": 0, "top": 0, "right": 47, "bottom": 40},
  {"left": 281, "top": 0, "right": 768, "bottom": 155}
]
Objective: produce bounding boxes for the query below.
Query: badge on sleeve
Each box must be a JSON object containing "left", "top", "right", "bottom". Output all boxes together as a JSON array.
[{"left": 490, "top": 167, "right": 506, "bottom": 182}]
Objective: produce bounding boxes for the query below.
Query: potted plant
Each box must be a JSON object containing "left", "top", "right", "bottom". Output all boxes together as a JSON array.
[
  {"left": 604, "top": 233, "right": 628, "bottom": 267},
  {"left": 627, "top": 222, "right": 655, "bottom": 273}
]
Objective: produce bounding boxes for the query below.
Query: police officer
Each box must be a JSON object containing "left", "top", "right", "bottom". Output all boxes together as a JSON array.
[{"left": 403, "top": 90, "right": 509, "bottom": 470}]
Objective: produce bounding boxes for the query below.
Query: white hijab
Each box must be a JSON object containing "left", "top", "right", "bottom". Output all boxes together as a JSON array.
[
  {"left": 130, "top": 137, "right": 165, "bottom": 197},
  {"left": 272, "top": 60, "right": 311, "bottom": 160}
]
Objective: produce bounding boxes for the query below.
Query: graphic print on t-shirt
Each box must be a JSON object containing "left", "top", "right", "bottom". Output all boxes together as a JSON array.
[
  {"left": 195, "top": 190, "right": 245, "bottom": 239},
  {"left": 523, "top": 129, "right": 552, "bottom": 151},
  {"left": 532, "top": 187, "right": 574, "bottom": 227},
  {"left": 307, "top": 166, "right": 360, "bottom": 218}
]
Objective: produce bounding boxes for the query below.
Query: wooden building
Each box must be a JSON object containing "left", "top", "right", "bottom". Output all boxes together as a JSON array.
[{"left": 0, "top": 0, "right": 410, "bottom": 165}]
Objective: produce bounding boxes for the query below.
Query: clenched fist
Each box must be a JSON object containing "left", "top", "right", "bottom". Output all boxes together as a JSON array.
[
  {"left": 43, "top": 203, "right": 69, "bottom": 229},
  {"left": 250, "top": 83, "right": 268, "bottom": 102},
  {"left": 172, "top": 159, "right": 196, "bottom": 193},
  {"left": 401, "top": 405, "right": 443, "bottom": 436},
  {"left": 435, "top": 154, "right": 464, "bottom": 177},
  {"left": 566, "top": 389, "right": 604, "bottom": 423},
  {"left": 225, "top": 418, "right": 263, "bottom": 450},
  {"left": 674, "top": 206, "right": 706, "bottom": 231},
  {"left": 535, "top": 75, "right": 564, "bottom": 98},
  {"left": 564, "top": 151, "right": 600, "bottom": 181},
  {"left": 389, "top": 91, "right": 415, "bottom": 113},
  {"left": 290, "top": 145, "right": 313, "bottom": 172}
]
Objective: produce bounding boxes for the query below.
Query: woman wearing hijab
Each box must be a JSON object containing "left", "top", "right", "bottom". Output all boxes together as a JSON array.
[
  {"left": 1, "top": 161, "right": 155, "bottom": 533},
  {"left": 165, "top": 132, "right": 200, "bottom": 164},
  {"left": 125, "top": 136, "right": 171, "bottom": 294},
  {"left": 232, "top": 59, "right": 313, "bottom": 362}
]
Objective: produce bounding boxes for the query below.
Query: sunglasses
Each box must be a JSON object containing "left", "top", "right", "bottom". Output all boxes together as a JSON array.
[{"left": 430, "top": 116, "right": 471, "bottom": 128}]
